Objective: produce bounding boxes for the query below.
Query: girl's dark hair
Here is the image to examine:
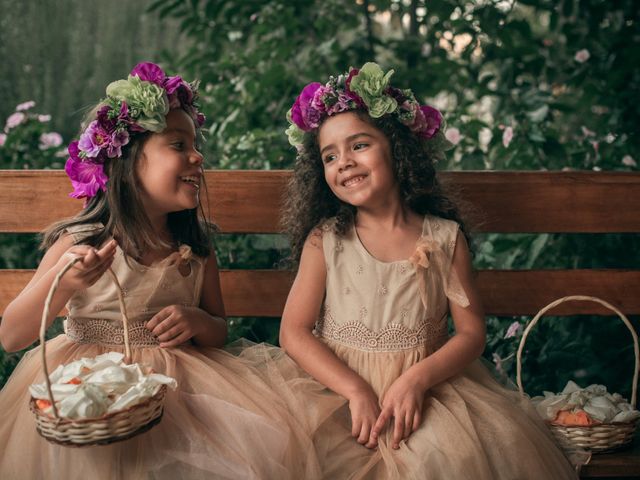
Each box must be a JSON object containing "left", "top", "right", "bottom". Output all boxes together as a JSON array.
[
  {"left": 282, "top": 110, "right": 470, "bottom": 263},
  {"left": 42, "top": 109, "right": 213, "bottom": 258}
]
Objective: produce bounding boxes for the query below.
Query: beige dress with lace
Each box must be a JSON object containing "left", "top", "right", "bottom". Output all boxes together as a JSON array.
[
  {"left": 0, "top": 224, "right": 323, "bottom": 480},
  {"left": 296, "top": 215, "right": 578, "bottom": 479}
]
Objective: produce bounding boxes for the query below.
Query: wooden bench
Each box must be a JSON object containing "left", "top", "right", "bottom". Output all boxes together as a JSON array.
[{"left": 0, "top": 169, "right": 639, "bottom": 478}]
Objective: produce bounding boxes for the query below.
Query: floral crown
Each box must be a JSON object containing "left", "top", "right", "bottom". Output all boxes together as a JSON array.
[
  {"left": 65, "top": 62, "right": 205, "bottom": 199},
  {"left": 286, "top": 62, "right": 443, "bottom": 147}
]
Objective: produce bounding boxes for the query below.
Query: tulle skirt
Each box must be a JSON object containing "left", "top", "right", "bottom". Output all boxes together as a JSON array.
[
  {"left": 0, "top": 334, "right": 323, "bottom": 480},
  {"left": 236, "top": 340, "right": 580, "bottom": 480}
]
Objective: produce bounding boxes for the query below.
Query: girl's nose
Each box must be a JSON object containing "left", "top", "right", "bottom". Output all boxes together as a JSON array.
[
  {"left": 338, "top": 151, "right": 355, "bottom": 172},
  {"left": 190, "top": 149, "right": 204, "bottom": 165}
]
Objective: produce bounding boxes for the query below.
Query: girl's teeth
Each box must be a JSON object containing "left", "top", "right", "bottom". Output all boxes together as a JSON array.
[{"left": 345, "top": 176, "right": 364, "bottom": 187}]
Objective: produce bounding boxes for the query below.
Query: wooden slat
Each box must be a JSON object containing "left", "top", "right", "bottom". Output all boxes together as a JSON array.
[
  {"left": 1, "top": 269, "right": 639, "bottom": 317},
  {"left": 0, "top": 170, "right": 639, "bottom": 233}
]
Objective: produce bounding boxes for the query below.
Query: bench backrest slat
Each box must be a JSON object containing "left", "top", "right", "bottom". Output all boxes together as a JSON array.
[
  {"left": 1, "top": 171, "right": 639, "bottom": 233},
  {"left": 0, "top": 170, "right": 638, "bottom": 318}
]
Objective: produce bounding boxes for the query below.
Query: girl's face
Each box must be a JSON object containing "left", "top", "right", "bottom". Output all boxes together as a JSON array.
[
  {"left": 136, "top": 109, "right": 204, "bottom": 218},
  {"left": 318, "top": 111, "right": 398, "bottom": 209}
]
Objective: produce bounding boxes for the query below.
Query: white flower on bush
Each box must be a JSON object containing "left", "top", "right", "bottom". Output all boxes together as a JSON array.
[
  {"left": 574, "top": 49, "right": 590, "bottom": 63},
  {"left": 622, "top": 155, "right": 637, "bottom": 167},
  {"left": 4, "top": 112, "right": 26, "bottom": 132},
  {"left": 581, "top": 125, "right": 596, "bottom": 137},
  {"left": 39, "top": 132, "right": 63, "bottom": 150},
  {"left": 16, "top": 100, "right": 36, "bottom": 111},
  {"left": 502, "top": 126, "right": 514, "bottom": 148},
  {"left": 445, "top": 127, "right": 461, "bottom": 145},
  {"left": 38, "top": 114, "right": 51, "bottom": 123},
  {"left": 0, "top": 133, "right": 6, "bottom": 147}
]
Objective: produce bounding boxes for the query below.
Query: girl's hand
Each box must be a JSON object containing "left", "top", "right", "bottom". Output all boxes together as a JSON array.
[
  {"left": 56, "top": 239, "right": 117, "bottom": 292},
  {"left": 145, "top": 305, "right": 208, "bottom": 347},
  {"left": 371, "top": 373, "right": 426, "bottom": 449},
  {"left": 347, "top": 385, "right": 381, "bottom": 449}
]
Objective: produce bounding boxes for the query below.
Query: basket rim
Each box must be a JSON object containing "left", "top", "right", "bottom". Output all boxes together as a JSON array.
[{"left": 29, "top": 384, "right": 166, "bottom": 424}]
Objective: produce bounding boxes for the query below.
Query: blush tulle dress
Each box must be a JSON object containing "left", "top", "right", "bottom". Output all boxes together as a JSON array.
[
  {"left": 241, "top": 215, "right": 579, "bottom": 480},
  {"left": 0, "top": 224, "right": 324, "bottom": 480}
]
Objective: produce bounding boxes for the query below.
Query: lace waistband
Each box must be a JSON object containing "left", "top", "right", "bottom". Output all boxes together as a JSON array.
[
  {"left": 65, "top": 317, "right": 159, "bottom": 347},
  {"left": 314, "top": 310, "right": 448, "bottom": 353}
]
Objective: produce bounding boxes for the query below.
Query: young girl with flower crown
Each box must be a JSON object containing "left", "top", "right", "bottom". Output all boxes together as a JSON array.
[
  {"left": 277, "top": 62, "right": 578, "bottom": 479},
  {"left": 0, "top": 62, "right": 321, "bottom": 480}
]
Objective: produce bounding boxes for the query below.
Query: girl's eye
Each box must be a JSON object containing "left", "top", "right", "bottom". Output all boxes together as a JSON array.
[
  {"left": 323, "top": 154, "right": 336, "bottom": 164},
  {"left": 353, "top": 143, "right": 368, "bottom": 150},
  {"left": 172, "top": 142, "right": 185, "bottom": 150}
]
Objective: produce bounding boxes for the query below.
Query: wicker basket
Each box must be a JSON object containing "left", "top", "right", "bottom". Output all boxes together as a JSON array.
[
  {"left": 30, "top": 256, "right": 167, "bottom": 447},
  {"left": 516, "top": 295, "right": 639, "bottom": 453}
]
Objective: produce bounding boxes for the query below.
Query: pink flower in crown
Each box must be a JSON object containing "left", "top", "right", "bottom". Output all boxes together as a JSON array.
[
  {"left": 291, "top": 82, "right": 323, "bottom": 131},
  {"left": 65, "top": 141, "right": 108, "bottom": 199}
]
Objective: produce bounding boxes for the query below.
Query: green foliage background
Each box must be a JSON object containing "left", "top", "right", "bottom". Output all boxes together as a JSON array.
[{"left": 1, "top": 0, "right": 638, "bottom": 398}]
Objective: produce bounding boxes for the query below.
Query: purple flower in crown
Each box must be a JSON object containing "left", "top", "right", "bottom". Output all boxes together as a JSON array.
[
  {"left": 65, "top": 141, "right": 108, "bottom": 199},
  {"left": 291, "top": 82, "right": 324, "bottom": 131},
  {"left": 78, "top": 121, "right": 110, "bottom": 158},
  {"left": 418, "top": 105, "right": 442, "bottom": 139},
  {"left": 78, "top": 119, "right": 130, "bottom": 159},
  {"left": 344, "top": 68, "right": 365, "bottom": 108},
  {"left": 130, "top": 62, "right": 165, "bottom": 86},
  {"left": 409, "top": 105, "right": 442, "bottom": 139},
  {"left": 96, "top": 105, "right": 117, "bottom": 132},
  {"left": 326, "top": 92, "right": 356, "bottom": 116}
]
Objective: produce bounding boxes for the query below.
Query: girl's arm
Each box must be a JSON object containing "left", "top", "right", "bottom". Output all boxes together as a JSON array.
[
  {"left": 372, "top": 231, "right": 486, "bottom": 448},
  {"left": 192, "top": 250, "right": 227, "bottom": 347},
  {"left": 0, "top": 236, "right": 117, "bottom": 352},
  {"left": 146, "top": 251, "right": 227, "bottom": 348},
  {"left": 403, "top": 231, "right": 486, "bottom": 387},
  {"left": 279, "top": 232, "right": 381, "bottom": 448}
]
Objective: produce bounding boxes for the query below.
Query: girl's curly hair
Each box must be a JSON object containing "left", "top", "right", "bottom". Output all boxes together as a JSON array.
[{"left": 282, "top": 111, "right": 470, "bottom": 264}]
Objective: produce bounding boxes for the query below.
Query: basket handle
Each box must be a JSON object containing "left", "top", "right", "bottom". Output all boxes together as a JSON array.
[
  {"left": 39, "top": 255, "right": 131, "bottom": 419},
  {"left": 516, "top": 295, "right": 639, "bottom": 408}
]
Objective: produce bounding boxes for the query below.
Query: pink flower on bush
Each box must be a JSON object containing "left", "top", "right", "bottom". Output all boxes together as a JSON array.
[
  {"left": 39, "top": 132, "right": 63, "bottom": 149},
  {"left": 504, "top": 321, "right": 522, "bottom": 339},
  {"left": 38, "top": 114, "right": 51, "bottom": 123},
  {"left": 445, "top": 127, "right": 461, "bottom": 145},
  {"left": 574, "top": 49, "right": 590, "bottom": 63},
  {"left": 622, "top": 155, "right": 636, "bottom": 167},
  {"left": 16, "top": 101, "right": 36, "bottom": 111},
  {"left": 5, "top": 112, "right": 26, "bottom": 132},
  {"left": 0, "top": 133, "right": 6, "bottom": 146},
  {"left": 502, "top": 126, "right": 514, "bottom": 148}
]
